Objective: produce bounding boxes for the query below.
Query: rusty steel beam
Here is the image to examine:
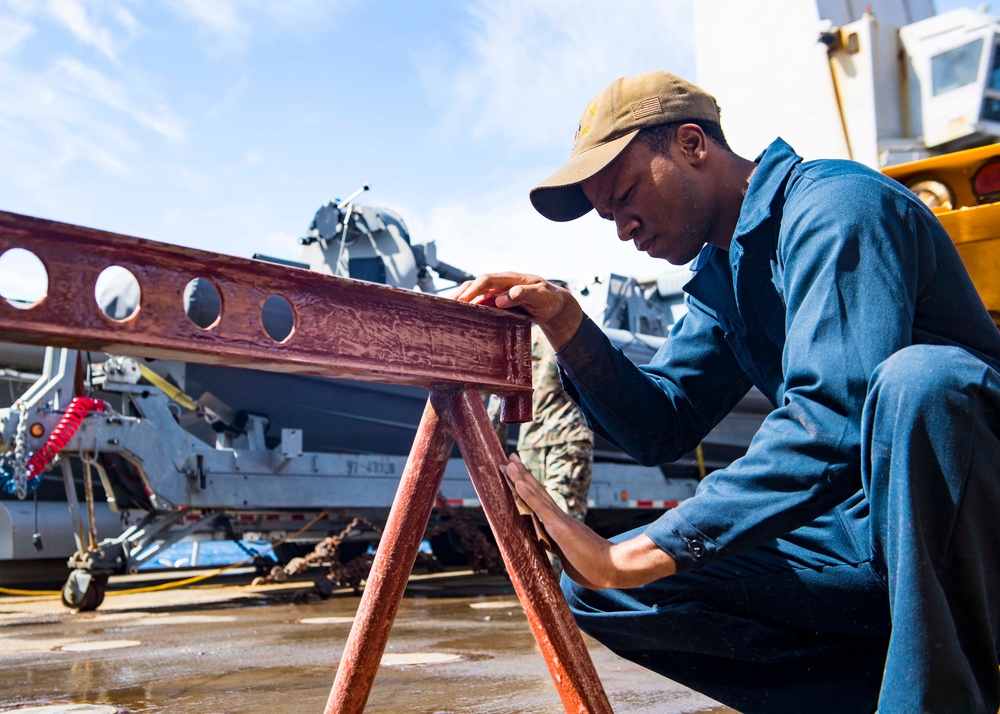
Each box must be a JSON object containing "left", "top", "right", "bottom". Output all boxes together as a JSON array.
[
  {"left": 0, "top": 210, "right": 612, "bottom": 712},
  {"left": 0, "top": 210, "right": 532, "bottom": 404}
]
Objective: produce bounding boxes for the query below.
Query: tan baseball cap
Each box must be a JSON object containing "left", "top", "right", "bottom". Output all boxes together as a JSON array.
[{"left": 529, "top": 71, "right": 721, "bottom": 222}]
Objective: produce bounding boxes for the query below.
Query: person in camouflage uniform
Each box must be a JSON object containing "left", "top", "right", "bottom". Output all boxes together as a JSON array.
[
  {"left": 487, "top": 324, "right": 594, "bottom": 576},
  {"left": 487, "top": 322, "right": 594, "bottom": 519},
  {"left": 516, "top": 325, "right": 594, "bottom": 523}
]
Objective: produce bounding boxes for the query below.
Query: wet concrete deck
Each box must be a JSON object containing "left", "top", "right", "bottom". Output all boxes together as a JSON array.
[{"left": 0, "top": 568, "right": 735, "bottom": 713}]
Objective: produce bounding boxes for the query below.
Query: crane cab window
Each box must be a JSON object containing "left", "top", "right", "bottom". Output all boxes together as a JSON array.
[
  {"left": 990, "top": 42, "right": 1000, "bottom": 91},
  {"left": 932, "top": 38, "right": 984, "bottom": 95}
]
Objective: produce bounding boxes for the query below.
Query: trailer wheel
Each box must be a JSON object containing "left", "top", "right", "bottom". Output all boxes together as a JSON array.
[
  {"left": 429, "top": 525, "right": 497, "bottom": 568},
  {"left": 429, "top": 529, "right": 468, "bottom": 566},
  {"left": 61, "top": 571, "right": 108, "bottom": 611}
]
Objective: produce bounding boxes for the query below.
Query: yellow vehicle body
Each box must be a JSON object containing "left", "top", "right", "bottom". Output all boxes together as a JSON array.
[{"left": 882, "top": 144, "right": 1000, "bottom": 326}]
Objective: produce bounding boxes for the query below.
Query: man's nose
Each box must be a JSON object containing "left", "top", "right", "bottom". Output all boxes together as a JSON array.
[{"left": 616, "top": 216, "right": 638, "bottom": 242}]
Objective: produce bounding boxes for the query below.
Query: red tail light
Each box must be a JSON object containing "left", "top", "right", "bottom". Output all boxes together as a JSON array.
[{"left": 972, "top": 158, "right": 1000, "bottom": 203}]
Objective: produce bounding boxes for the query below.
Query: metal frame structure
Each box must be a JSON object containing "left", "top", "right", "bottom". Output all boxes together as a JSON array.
[{"left": 0, "top": 210, "right": 612, "bottom": 713}]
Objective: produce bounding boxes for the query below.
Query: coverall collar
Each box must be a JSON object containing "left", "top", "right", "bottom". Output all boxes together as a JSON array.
[{"left": 684, "top": 137, "right": 803, "bottom": 322}]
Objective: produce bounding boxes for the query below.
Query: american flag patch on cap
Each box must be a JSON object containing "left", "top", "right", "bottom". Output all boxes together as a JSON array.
[{"left": 631, "top": 97, "right": 663, "bottom": 120}]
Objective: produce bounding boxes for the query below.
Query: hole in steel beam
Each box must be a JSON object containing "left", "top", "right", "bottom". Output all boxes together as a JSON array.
[
  {"left": 95, "top": 266, "right": 140, "bottom": 322},
  {"left": 0, "top": 248, "right": 48, "bottom": 309},
  {"left": 183, "top": 277, "right": 222, "bottom": 329},
  {"left": 262, "top": 294, "right": 294, "bottom": 343}
]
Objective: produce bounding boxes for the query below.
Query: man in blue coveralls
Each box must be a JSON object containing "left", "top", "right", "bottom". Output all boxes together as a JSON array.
[{"left": 456, "top": 71, "right": 1000, "bottom": 713}]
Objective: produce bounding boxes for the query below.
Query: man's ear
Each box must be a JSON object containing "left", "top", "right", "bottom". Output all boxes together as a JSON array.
[{"left": 675, "top": 124, "right": 708, "bottom": 166}]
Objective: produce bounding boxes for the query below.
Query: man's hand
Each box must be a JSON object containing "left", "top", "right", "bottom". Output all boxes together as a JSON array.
[
  {"left": 454, "top": 272, "right": 584, "bottom": 351},
  {"left": 506, "top": 453, "right": 677, "bottom": 589}
]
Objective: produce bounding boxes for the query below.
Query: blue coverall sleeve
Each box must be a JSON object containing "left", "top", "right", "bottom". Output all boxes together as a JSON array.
[
  {"left": 559, "top": 303, "right": 753, "bottom": 466},
  {"left": 565, "top": 169, "right": 944, "bottom": 572}
]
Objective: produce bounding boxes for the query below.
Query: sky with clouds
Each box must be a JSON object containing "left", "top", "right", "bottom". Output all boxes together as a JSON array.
[{"left": 0, "top": 0, "right": 990, "bottom": 297}]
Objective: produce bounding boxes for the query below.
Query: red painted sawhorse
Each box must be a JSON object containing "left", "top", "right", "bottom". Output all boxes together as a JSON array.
[{"left": 0, "top": 210, "right": 613, "bottom": 713}]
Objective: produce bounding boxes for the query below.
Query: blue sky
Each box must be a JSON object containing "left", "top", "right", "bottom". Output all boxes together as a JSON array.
[{"left": 0, "top": 0, "right": 990, "bottom": 296}]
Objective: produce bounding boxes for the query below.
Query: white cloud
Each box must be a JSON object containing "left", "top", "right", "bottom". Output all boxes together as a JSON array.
[
  {"left": 0, "top": 53, "right": 185, "bottom": 196},
  {"left": 49, "top": 120, "right": 133, "bottom": 176},
  {"left": 46, "top": 0, "right": 118, "bottom": 62},
  {"left": 0, "top": 67, "right": 134, "bottom": 182},
  {"left": 0, "top": 1, "right": 179, "bottom": 194},
  {"left": 114, "top": 6, "right": 139, "bottom": 40},
  {"left": 169, "top": 0, "right": 245, "bottom": 36},
  {"left": 2, "top": 0, "right": 38, "bottom": 14},
  {"left": 427, "top": 0, "right": 696, "bottom": 152},
  {"left": 257, "top": 0, "right": 352, "bottom": 29},
  {"left": 208, "top": 72, "right": 251, "bottom": 118},
  {"left": 51, "top": 57, "right": 186, "bottom": 142},
  {"left": 165, "top": 0, "right": 352, "bottom": 51},
  {"left": 0, "top": 16, "right": 33, "bottom": 56}
]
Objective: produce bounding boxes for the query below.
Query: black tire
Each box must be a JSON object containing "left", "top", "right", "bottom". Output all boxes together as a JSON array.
[
  {"left": 61, "top": 573, "right": 108, "bottom": 611},
  {"left": 429, "top": 529, "right": 468, "bottom": 566}
]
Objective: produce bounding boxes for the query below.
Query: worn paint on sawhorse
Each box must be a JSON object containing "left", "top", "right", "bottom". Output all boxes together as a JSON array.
[{"left": 0, "top": 210, "right": 614, "bottom": 713}]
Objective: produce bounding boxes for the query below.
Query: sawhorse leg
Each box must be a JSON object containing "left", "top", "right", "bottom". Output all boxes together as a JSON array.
[
  {"left": 325, "top": 399, "right": 454, "bottom": 713},
  {"left": 441, "top": 388, "right": 613, "bottom": 713},
  {"left": 326, "top": 388, "right": 612, "bottom": 713}
]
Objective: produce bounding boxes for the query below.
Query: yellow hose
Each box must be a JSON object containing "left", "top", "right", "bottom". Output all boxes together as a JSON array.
[{"left": 0, "top": 585, "right": 60, "bottom": 596}]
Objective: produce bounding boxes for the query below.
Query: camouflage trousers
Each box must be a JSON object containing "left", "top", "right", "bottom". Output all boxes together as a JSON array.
[{"left": 517, "top": 441, "right": 593, "bottom": 521}]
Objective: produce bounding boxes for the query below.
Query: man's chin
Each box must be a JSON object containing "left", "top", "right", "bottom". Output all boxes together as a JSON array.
[
  {"left": 649, "top": 249, "right": 688, "bottom": 266},
  {"left": 649, "top": 243, "right": 704, "bottom": 266}
]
